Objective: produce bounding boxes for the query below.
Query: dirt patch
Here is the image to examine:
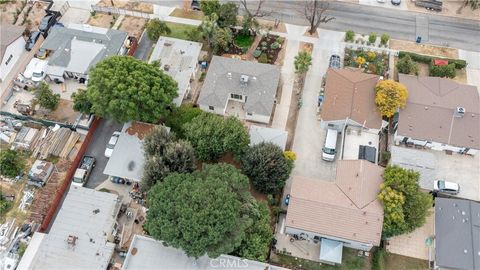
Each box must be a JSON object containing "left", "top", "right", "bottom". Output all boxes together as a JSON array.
[
  {"left": 406, "top": 0, "right": 480, "bottom": 21},
  {"left": 256, "top": 18, "right": 287, "bottom": 33},
  {"left": 285, "top": 74, "right": 304, "bottom": 151},
  {"left": 118, "top": 16, "right": 147, "bottom": 38},
  {"left": 87, "top": 13, "right": 117, "bottom": 28},
  {"left": 45, "top": 99, "right": 79, "bottom": 124},
  {"left": 16, "top": 1, "right": 47, "bottom": 29},
  {"left": 303, "top": 29, "right": 319, "bottom": 38},
  {"left": 170, "top": 8, "right": 205, "bottom": 20},
  {"left": 97, "top": 0, "right": 153, "bottom": 14},
  {"left": 390, "top": 39, "right": 458, "bottom": 59},
  {"left": 0, "top": 1, "right": 25, "bottom": 24}
]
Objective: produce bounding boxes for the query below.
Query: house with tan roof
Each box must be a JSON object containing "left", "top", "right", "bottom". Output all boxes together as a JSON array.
[
  {"left": 0, "top": 24, "right": 25, "bottom": 82},
  {"left": 395, "top": 74, "right": 479, "bottom": 155},
  {"left": 320, "top": 68, "right": 386, "bottom": 133},
  {"left": 284, "top": 160, "right": 384, "bottom": 263}
]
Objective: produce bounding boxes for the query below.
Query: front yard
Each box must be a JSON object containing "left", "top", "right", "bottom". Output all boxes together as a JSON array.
[{"left": 343, "top": 48, "right": 389, "bottom": 76}]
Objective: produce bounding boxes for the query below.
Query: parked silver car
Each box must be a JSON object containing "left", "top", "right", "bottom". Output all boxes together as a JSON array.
[{"left": 434, "top": 180, "right": 460, "bottom": 195}]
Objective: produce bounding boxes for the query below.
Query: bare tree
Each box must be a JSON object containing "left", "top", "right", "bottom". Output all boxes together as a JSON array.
[
  {"left": 304, "top": 0, "right": 335, "bottom": 35},
  {"left": 238, "top": 0, "right": 270, "bottom": 18}
]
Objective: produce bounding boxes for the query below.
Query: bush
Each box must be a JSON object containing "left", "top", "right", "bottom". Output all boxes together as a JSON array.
[
  {"left": 270, "top": 42, "right": 280, "bottom": 50},
  {"left": 253, "top": 49, "right": 262, "bottom": 58},
  {"left": 381, "top": 151, "right": 391, "bottom": 163},
  {"left": 372, "top": 248, "right": 387, "bottom": 270},
  {"left": 368, "top": 32, "right": 377, "bottom": 44},
  {"left": 261, "top": 41, "right": 267, "bottom": 47},
  {"left": 396, "top": 55, "right": 419, "bottom": 75},
  {"left": 199, "top": 71, "right": 206, "bottom": 82},
  {"left": 275, "top": 37, "right": 285, "bottom": 44},
  {"left": 345, "top": 30, "right": 355, "bottom": 42},
  {"left": 398, "top": 51, "right": 467, "bottom": 69},
  {"left": 367, "top": 51, "right": 376, "bottom": 62},
  {"left": 380, "top": 33, "right": 390, "bottom": 45},
  {"left": 429, "top": 63, "right": 456, "bottom": 78},
  {"left": 258, "top": 53, "right": 268, "bottom": 63},
  {"left": 35, "top": 82, "right": 60, "bottom": 110},
  {"left": 234, "top": 34, "right": 254, "bottom": 48}
]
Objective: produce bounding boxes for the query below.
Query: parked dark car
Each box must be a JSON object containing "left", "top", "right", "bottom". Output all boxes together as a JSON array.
[
  {"left": 25, "top": 31, "right": 41, "bottom": 51},
  {"left": 391, "top": 0, "right": 401, "bottom": 5},
  {"left": 38, "top": 13, "right": 57, "bottom": 34},
  {"left": 191, "top": 0, "right": 201, "bottom": 11},
  {"left": 329, "top": 54, "right": 341, "bottom": 69}
]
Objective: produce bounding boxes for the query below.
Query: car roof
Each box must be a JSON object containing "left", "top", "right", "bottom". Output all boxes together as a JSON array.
[
  {"left": 108, "top": 132, "right": 121, "bottom": 145},
  {"left": 443, "top": 181, "right": 459, "bottom": 189}
]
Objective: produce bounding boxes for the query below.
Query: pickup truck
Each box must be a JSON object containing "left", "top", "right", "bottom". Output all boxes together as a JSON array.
[{"left": 71, "top": 156, "right": 95, "bottom": 187}]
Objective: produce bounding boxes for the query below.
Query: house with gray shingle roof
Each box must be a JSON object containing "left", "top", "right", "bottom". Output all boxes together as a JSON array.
[
  {"left": 40, "top": 24, "right": 128, "bottom": 82},
  {"left": 197, "top": 56, "right": 280, "bottom": 124}
]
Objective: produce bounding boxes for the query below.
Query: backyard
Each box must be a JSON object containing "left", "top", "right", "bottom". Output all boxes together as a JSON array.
[
  {"left": 272, "top": 247, "right": 366, "bottom": 270},
  {"left": 374, "top": 248, "right": 429, "bottom": 270}
]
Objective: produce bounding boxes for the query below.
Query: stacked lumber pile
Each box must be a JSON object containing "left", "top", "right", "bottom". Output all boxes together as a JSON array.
[{"left": 31, "top": 127, "right": 81, "bottom": 160}]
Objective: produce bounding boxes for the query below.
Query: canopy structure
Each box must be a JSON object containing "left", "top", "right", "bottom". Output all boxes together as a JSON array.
[{"left": 319, "top": 239, "right": 343, "bottom": 265}]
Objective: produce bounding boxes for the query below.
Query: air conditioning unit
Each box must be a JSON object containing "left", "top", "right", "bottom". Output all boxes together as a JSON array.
[{"left": 455, "top": 107, "right": 465, "bottom": 117}]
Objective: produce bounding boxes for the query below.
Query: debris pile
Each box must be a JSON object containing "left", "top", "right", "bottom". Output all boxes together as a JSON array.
[{"left": 31, "top": 126, "right": 81, "bottom": 159}]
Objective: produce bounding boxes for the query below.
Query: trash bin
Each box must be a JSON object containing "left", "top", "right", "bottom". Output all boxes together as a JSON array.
[{"left": 416, "top": 36, "right": 422, "bottom": 43}]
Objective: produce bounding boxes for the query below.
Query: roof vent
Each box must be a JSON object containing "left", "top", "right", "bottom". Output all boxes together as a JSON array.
[
  {"left": 164, "top": 65, "right": 170, "bottom": 71},
  {"left": 240, "top": 74, "right": 249, "bottom": 85},
  {"left": 67, "top": 235, "right": 78, "bottom": 246},
  {"left": 455, "top": 107, "right": 465, "bottom": 117}
]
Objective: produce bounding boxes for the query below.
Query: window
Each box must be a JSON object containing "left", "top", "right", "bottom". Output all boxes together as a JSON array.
[
  {"left": 5, "top": 54, "right": 13, "bottom": 65},
  {"left": 230, "top": 93, "right": 242, "bottom": 100},
  {"left": 247, "top": 112, "right": 252, "bottom": 116},
  {"left": 208, "top": 106, "right": 214, "bottom": 110}
]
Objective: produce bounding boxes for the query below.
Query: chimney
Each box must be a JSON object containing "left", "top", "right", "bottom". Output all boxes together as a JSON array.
[{"left": 454, "top": 107, "right": 465, "bottom": 118}]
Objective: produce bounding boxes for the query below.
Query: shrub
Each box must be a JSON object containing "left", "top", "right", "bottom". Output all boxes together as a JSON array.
[
  {"left": 367, "top": 51, "right": 376, "bottom": 62},
  {"left": 253, "top": 49, "right": 262, "bottom": 58},
  {"left": 380, "top": 33, "right": 390, "bottom": 45},
  {"left": 261, "top": 41, "right": 267, "bottom": 47},
  {"left": 199, "top": 71, "right": 206, "bottom": 82},
  {"left": 368, "top": 32, "right": 377, "bottom": 44},
  {"left": 356, "top": 56, "right": 366, "bottom": 67},
  {"left": 396, "top": 55, "right": 419, "bottom": 75},
  {"left": 275, "top": 37, "right": 284, "bottom": 44},
  {"left": 368, "top": 63, "right": 377, "bottom": 74},
  {"left": 398, "top": 51, "right": 467, "bottom": 69},
  {"left": 381, "top": 151, "right": 391, "bottom": 163},
  {"left": 429, "top": 63, "right": 456, "bottom": 78},
  {"left": 270, "top": 42, "right": 280, "bottom": 50},
  {"left": 258, "top": 53, "right": 268, "bottom": 63},
  {"left": 345, "top": 30, "right": 355, "bottom": 42}
]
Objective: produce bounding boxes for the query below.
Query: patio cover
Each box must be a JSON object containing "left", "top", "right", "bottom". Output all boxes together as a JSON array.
[{"left": 319, "top": 239, "right": 343, "bottom": 265}]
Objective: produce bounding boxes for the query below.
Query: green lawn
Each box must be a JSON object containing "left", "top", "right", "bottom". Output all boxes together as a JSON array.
[
  {"left": 164, "top": 22, "right": 199, "bottom": 42},
  {"left": 234, "top": 34, "right": 254, "bottom": 48},
  {"left": 273, "top": 248, "right": 365, "bottom": 270},
  {"left": 384, "top": 253, "right": 428, "bottom": 270}
]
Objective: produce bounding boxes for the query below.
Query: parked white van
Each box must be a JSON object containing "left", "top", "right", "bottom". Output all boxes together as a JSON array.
[
  {"left": 23, "top": 58, "right": 47, "bottom": 83},
  {"left": 322, "top": 129, "right": 338, "bottom": 161}
]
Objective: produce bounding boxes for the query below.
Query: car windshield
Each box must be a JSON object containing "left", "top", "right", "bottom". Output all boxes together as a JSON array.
[
  {"left": 73, "top": 177, "right": 83, "bottom": 183},
  {"left": 323, "top": 147, "right": 335, "bottom": 155},
  {"left": 33, "top": 72, "right": 43, "bottom": 77},
  {"left": 107, "top": 143, "right": 115, "bottom": 149},
  {"left": 438, "top": 181, "right": 445, "bottom": 189}
]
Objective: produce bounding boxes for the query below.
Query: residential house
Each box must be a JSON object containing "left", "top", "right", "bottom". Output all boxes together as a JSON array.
[
  {"left": 103, "top": 122, "right": 159, "bottom": 182},
  {"left": 149, "top": 36, "right": 202, "bottom": 106},
  {"left": 395, "top": 74, "right": 479, "bottom": 156},
  {"left": 434, "top": 198, "right": 479, "bottom": 270},
  {"left": 320, "top": 68, "right": 385, "bottom": 133},
  {"left": 285, "top": 160, "right": 384, "bottom": 262},
  {"left": 121, "top": 234, "right": 288, "bottom": 270},
  {"left": 17, "top": 186, "right": 120, "bottom": 269},
  {"left": 197, "top": 56, "right": 281, "bottom": 124},
  {"left": 249, "top": 125, "right": 288, "bottom": 151},
  {"left": 0, "top": 25, "right": 25, "bottom": 82},
  {"left": 40, "top": 24, "right": 128, "bottom": 82}
]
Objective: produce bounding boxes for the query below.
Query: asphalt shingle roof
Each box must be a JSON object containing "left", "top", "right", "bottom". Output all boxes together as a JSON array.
[{"left": 198, "top": 56, "right": 280, "bottom": 116}]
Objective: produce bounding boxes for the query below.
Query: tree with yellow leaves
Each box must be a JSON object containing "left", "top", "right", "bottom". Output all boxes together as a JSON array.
[{"left": 375, "top": 80, "right": 408, "bottom": 118}]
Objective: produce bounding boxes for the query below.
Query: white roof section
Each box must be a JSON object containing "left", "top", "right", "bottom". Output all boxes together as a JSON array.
[
  {"left": 249, "top": 125, "right": 288, "bottom": 151},
  {"left": 149, "top": 36, "right": 202, "bottom": 106},
  {"left": 103, "top": 122, "right": 160, "bottom": 181},
  {"left": 23, "top": 58, "right": 48, "bottom": 79},
  {"left": 319, "top": 239, "right": 343, "bottom": 265},
  {"left": 16, "top": 232, "right": 46, "bottom": 270},
  {"left": 18, "top": 186, "right": 119, "bottom": 270},
  {"left": 122, "top": 235, "right": 288, "bottom": 270}
]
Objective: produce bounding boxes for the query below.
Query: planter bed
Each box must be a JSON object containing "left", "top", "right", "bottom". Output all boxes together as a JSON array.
[{"left": 343, "top": 48, "right": 389, "bottom": 76}]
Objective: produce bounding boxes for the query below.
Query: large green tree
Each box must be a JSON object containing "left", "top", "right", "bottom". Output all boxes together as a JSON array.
[
  {"left": 146, "top": 18, "right": 171, "bottom": 41},
  {"left": 0, "top": 150, "right": 25, "bottom": 178},
  {"left": 71, "top": 89, "right": 92, "bottom": 113},
  {"left": 84, "top": 56, "right": 178, "bottom": 123},
  {"left": 217, "top": 2, "right": 238, "bottom": 28},
  {"left": 184, "top": 113, "right": 249, "bottom": 161},
  {"left": 200, "top": 0, "right": 220, "bottom": 16},
  {"left": 142, "top": 126, "right": 195, "bottom": 191},
  {"left": 145, "top": 163, "right": 255, "bottom": 258},
  {"left": 233, "top": 201, "right": 273, "bottom": 261},
  {"left": 35, "top": 82, "right": 60, "bottom": 110},
  {"left": 378, "top": 165, "right": 432, "bottom": 238},
  {"left": 165, "top": 104, "right": 202, "bottom": 138},
  {"left": 242, "top": 142, "right": 292, "bottom": 194}
]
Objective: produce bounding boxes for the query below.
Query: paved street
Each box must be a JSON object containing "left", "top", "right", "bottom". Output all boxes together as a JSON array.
[
  {"left": 84, "top": 119, "right": 123, "bottom": 189},
  {"left": 235, "top": 1, "right": 480, "bottom": 52}
]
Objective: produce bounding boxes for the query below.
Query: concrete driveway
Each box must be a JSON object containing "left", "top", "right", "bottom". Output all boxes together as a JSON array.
[{"left": 84, "top": 118, "right": 123, "bottom": 189}]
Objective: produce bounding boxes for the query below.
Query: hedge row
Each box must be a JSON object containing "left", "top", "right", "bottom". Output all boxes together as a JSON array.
[{"left": 398, "top": 51, "right": 467, "bottom": 69}]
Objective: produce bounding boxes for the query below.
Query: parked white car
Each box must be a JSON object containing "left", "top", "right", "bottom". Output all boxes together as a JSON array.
[
  {"left": 104, "top": 131, "right": 121, "bottom": 158},
  {"left": 434, "top": 180, "right": 460, "bottom": 195}
]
